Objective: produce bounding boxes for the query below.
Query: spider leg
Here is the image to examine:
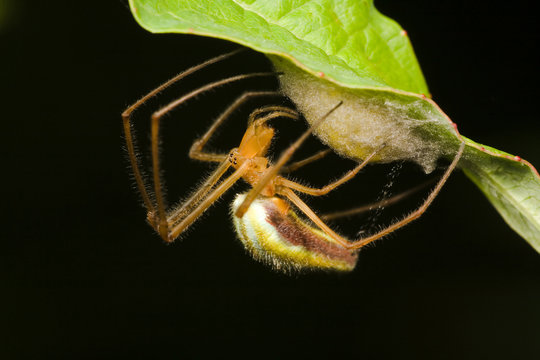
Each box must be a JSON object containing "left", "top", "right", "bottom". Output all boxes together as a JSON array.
[
  {"left": 320, "top": 179, "right": 435, "bottom": 221},
  {"left": 163, "top": 159, "right": 232, "bottom": 232},
  {"left": 189, "top": 92, "right": 290, "bottom": 162},
  {"left": 280, "top": 149, "right": 332, "bottom": 173},
  {"left": 279, "top": 142, "right": 464, "bottom": 250},
  {"left": 347, "top": 141, "right": 465, "bottom": 250},
  {"left": 277, "top": 145, "right": 383, "bottom": 196},
  {"left": 122, "top": 49, "right": 243, "bottom": 215},
  {"left": 150, "top": 72, "right": 281, "bottom": 239},
  {"left": 168, "top": 162, "right": 250, "bottom": 241},
  {"left": 278, "top": 187, "right": 351, "bottom": 248},
  {"left": 252, "top": 110, "right": 299, "bottom": 126},
  {"left": 235, "top": 101, "right": 344, "bottom": 217},
  {"left": 248, "top": 105, "right": 298, "bottom": 125}
]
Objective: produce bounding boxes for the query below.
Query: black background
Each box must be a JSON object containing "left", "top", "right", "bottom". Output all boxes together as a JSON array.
[{"left": 2, "top": 0, "right": 539, "bottom": 358}]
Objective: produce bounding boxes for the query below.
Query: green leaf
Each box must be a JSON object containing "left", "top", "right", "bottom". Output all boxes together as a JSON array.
[
  {"left": 128, "top": 0, "right": 540, "bottom": 252},
  {"left": 461, "top": 138, "right": 540, "bottom": 251},
  {"left": 129, "top": 0, "right": 428, "bottom": 94}
]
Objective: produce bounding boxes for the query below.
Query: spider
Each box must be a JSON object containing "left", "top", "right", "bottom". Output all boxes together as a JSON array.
[{"left": 122, "top": 49, "right": 465, "bottom": 272}]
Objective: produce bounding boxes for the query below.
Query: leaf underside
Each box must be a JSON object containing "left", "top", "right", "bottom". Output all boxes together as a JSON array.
[{"left": 129, "top": 0, "right": 540, "bottom": 252}]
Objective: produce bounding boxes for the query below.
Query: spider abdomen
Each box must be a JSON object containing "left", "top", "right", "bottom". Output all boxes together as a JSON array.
[{"left": 231, "top": 193, "right": 358, "bottom": 273}]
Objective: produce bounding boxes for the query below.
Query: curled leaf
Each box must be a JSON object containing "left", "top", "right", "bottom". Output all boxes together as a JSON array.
[{"left": 129, "top": 0, "right": 540, "bottom": 251}]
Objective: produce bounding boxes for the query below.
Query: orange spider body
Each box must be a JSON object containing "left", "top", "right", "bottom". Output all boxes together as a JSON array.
[{"left": 229, "top": 117, "right": 276, "bottom": 196}]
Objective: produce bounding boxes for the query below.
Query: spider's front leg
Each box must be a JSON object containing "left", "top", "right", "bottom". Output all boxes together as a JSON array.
[
  {"left": 147, "top": 159, "right": 232, "bottom": 242},
  {"left": 122, "top": 50, "right": 243, "bottom": 217},
  {"left": 188, "top": 91, "right": 288, "bottom": 163}
]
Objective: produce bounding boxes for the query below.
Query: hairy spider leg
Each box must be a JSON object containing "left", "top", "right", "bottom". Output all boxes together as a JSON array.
[
  {"left": 189, "top": 97, "right": 296, "bottom": 163},
  {"left": 277, "top": 142, "right": 465, "bottom": 250},
  {"left": 246, "top": 105, "right": 299, "bottom": 126},
  {"left": 168, "top": 162, "right": 250, "bottom": 240},
  {"left": 320, "top": 178, "right": 436, "bottom": 221},
  {"left": 280, "top": 149, "right": 332, "bottom": 173},
  {"left": 122, "top": 49, "right": 243, "bottom": 216},
  {"left": 247, "top": 106, "right": 333, "bottom": 174},
  {"left": 347, "top": 142, "right": 465, "bottom": 249},
  {"left": 277, "top": 145, "right": 384, "bottom": 196}
]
